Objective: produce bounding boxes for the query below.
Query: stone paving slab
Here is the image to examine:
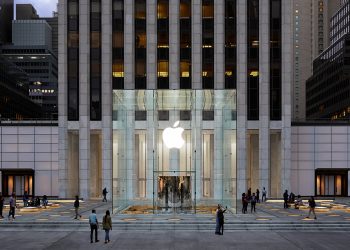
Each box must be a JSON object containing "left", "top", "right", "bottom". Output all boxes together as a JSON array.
[{"left": 0, "top": 231, "right": 349, "bottom": 250}]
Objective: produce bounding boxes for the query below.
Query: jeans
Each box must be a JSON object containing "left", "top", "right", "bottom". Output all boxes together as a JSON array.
[
  {"left": 75, "top": 207, "right": 81, "bottom": 219},
  {"left": 90, "top": 224, "right": 98, "bottom": 242},
  {"left": 8, "top": 207, "right": 15, "bottom": 219},
  {"left": 105, "top": 229, "right": 110, "bottom": 242},
  {"left": 251, "top": 202, "right": 256, "bottom": 213}
]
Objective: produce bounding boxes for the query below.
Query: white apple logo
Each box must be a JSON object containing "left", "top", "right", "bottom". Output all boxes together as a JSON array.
[{"left": 162, "top": 121, "right": 185, "bottom": 149}]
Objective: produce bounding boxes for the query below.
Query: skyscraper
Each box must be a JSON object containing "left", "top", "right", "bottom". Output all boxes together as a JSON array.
[
  {"left": 0, "top": 0, "right": 13, "bottom": 45},
  {"left": 59, "top": 0, "right": 291, "bottom": 212},
  {"left": 292, "top": 0, "right": 342, "bottom": 121}
]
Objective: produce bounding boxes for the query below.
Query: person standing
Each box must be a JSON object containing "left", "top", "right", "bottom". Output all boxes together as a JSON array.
[
  {"left": 251, "top": 193, "right": 257, "bottom": 213},
  {"left": 283, "top": 190, "right": 289, "bottom": 209},
  {"left": 215, "top": 204, "right": 221, "bottom": 234},
  {"left": 306, "top": 196, "right": 317, "bottom": 220},
  {"left": 8, "top": 193, "right": 16, "bottom": 221},
  {"left": 102, "top": 188, "right": 108, "bottom": 202},
  {"left": 74, "top": 196, "right": 82, "bottom": 219},
  {"left": 23, "top": 191, "right": 29, "bottom": 207},
  {"left": 0, "top": 192, "right": 4, "bottom": 218},
  {"left": 216, "top": 205, "right": 227, "bottom": 235},
  {"left": 262, "top": 187, "right": 267, "bottom": 202},
  {"left": 89, "top": 209, "right": 99, "bottom": 243},
  {"left": 256, "top": 189, "right": 260, "bottom": 203},
  {"left": 102, "top": 210, "right": 112, "bottom": 243}
]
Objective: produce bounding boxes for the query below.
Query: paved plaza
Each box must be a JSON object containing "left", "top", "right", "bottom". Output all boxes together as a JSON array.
[{"left": 1, "top": 199, "right": 350, "bottom": 249}]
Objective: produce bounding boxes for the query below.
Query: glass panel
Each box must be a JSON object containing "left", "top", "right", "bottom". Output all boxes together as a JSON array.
[{"left": 112, "top": 90, "right": 237, "bottom": 214}]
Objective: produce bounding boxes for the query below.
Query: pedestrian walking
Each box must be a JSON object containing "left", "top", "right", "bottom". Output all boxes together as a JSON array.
[
  {"left": 283, "top": 190, "right": 289, "bottom": 209},
  {"left": 102, "top": 210, "right": 112, "bottom": 243},
  {"left": 8, "top": 193, "right": 16, "bottom": 220},
  {"left": 262, "top": 187, "right": 267, "bottom": 202},
  {"left": 251, "top": 193, "right": 257, "bottom": 213},
  {"left": 256, "top": 189, "right": 260, "bottom": 203},
  {"left": 23, "top": 191, "right": 29, "bottom": 207},
  {"left": 102, "top": 187, "right": 108, "bottom": 202},
  {"left": 89, "top": 209, "right": 99, "bottom": 243},
  {"left": 74, "top": 195, "right": 82, "bottom": 219},
  {"left": 306, "top": 196, "right": 317, "bottom": 220},
  {"left": 0, "top": 192, "right": 4, "bottom": 218},
  {"left": 42, "top": 195, "right": 48, "bottom": 208}
]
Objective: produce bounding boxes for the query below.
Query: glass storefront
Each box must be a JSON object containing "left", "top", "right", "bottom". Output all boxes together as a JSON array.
[{"left": 112, "top": 90, "right": 237, "bottom": 213}]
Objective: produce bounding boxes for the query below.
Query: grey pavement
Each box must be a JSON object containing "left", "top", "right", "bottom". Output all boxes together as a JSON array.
[{"left": 0, "top": 231, "right": 349, "bottom": 250}]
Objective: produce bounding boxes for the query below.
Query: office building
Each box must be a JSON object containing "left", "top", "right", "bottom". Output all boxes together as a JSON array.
[{"left": 0, "top": 0, "right": 13, "bottom": 45}]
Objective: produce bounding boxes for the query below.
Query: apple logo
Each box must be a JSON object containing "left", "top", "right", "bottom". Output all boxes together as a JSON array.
[{"left": 162, "top": 121, "right": 185, "bottom": 149}]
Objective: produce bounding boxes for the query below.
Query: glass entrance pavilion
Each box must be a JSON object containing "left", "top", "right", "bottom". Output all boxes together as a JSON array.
[{"left": 112, "top": 90, "right": 237, "bottom": 213}]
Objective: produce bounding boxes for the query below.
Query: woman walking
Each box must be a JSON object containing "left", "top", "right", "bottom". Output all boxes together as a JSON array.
[
  {"left": 102, "top": 210, "right": 112, "bottom": 243},
  {"left": 306, "top": 196, "right": 317, "bottom": 219}
]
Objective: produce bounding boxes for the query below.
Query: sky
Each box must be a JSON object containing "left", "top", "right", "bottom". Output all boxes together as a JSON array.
[{"left": 14, "top": 0, "right": 58, "bottom": 18}]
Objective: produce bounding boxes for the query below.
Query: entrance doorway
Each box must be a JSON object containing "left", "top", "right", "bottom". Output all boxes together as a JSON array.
[
  {"left": 1, "top": 169, "right": 34, "bottom": 196},
  {"left": 316, "top": 169, "right": 348, "bottom": 196},
  {"left": 154, "top": 171, "right": 196, "bottom": 213}
]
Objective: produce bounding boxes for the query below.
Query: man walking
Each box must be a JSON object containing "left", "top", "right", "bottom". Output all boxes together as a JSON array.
[
  {"left": 0, "top": 192, "right": 4, "bottom": 218},
  {"left": 102, "top": 188, "right": 108, "bottom": 202},
  {"left": 262, "top": 187, "right": 267, "bottom": 202},
  {"left": 283, "top": 190, "right": 289, "bottom": 209},
  {"left": 8, "top": 193, "right": 16, "bottom": 221},
  {"left": 74, "top": 196, "right": 82, "bottom": 219},
  {"left": 89, "top": 209, "right": 99, "bottom": 243}
]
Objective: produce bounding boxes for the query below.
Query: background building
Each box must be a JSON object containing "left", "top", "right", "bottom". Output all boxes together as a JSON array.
[
  {"left": 1, "top": 20, "right": 58, "bottom": 119},
  {"left": 292, "top": 0, "right": 342, "bottom": 121},
  {"left": 0, "top": 0, "right": 13, "bottom": 45},
  {"left": 0, "top": 55, "right": 43, "bottom": 120},
  {"left": 306, "top": 0, "right": 350, "bottom": 120},
  {"left": 16, "top": 4, "right": 39, "bottom": 20}
]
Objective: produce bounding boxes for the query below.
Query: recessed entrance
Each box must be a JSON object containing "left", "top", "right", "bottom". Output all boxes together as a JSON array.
[
  {"left": 1, "top": 169, "right": 34, "bottom": 196},
  {"left": 316, "top": 169, "right": 348, "bottom": 197}
]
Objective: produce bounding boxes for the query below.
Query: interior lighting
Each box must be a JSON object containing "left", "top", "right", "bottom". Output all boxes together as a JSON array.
[
  {"left": 250, "top": 71, "right": 259, "bottom": 77},
  {"left": 113, "top": 72, "right": 124, "bottom": 78}
]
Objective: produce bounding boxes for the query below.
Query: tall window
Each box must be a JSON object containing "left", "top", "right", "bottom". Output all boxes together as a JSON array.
[
  {"left": 180, "top": 0, "right": 191, "bottom": 89},
  {"left": 247, "top": 0, "right": 259, "bottom": 120},
  {"left": 67, "top": 0, "right": 79, "bottom": 120},
  {"left": 90, "top": 0, "right": 101, "bottom": 120},
  {"left": 202, "top": 0, "right": 214, "bottom": 89},
  {"left": 112, "top": 0, "right": 124, "bottom": 89},
  {"left": 270, "top": 0, "right": 281, "bottom": 120},
  {"left": 157, "top": 0, "right": 169, "bottom": 89},
  {"left": 225, "top": 0, "right": 236, "bottom": 89},
  {"left": 135, "top": 0, "right": 146, "bottom": 89}
]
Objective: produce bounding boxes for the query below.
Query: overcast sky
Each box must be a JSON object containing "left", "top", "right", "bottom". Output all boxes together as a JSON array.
[{"left": 14, "top": 0, "right": 58, "bottom": 18}]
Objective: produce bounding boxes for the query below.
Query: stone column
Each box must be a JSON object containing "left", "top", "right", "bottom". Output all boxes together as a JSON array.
[
  {"left": 101, "top": 0, "right": 113, "bottom": 201},
  {"left": 214, "top": 91, "right": 224, "bottom": 199},
  {"left": 236, "top": 0, "right": 248, "bottom": 200},
  {"left": 147, "top": 0, "right": 157, "bottom": 89},
  {"left": 169, "top": 0, "right": 179, "bottom": 89},
  {"left": 58, "top": 0, "right": 68, "bottom": 198},
  {"left": 192, "top": 0, "right": 202, "bottom": 89},
  {"left": 124, "top": 0, "right": 134, "bottom": 89},
  {"left": 259, "top": 0, "right": 270, "bottom": 197},
  {"left": 214, "top": 0, "right": 225, "bottom": 89},
  {"left": 281, "top": 0, "right": 292, "bottom": 193},
  {"left": 79, "top": 0, "right": 90, "bottom": 199}
]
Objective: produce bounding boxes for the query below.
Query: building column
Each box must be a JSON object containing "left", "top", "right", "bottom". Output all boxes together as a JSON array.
[
  {"left": 259, "top": 0, "right": 270, "bottom": 197},
  {"left": 79, "top": 0, "right": 90, "bottom": 199},
  {"left": 214, "top": 91, "right": 224, "bottom": 199},
  {"left": 124, "top": 0, "right": 134, "bottom": 89},
  {"left": 281, "top": 0, "right": 292, "bottom": 193},
  {"left": 147, "top": 0, "right": 157, "bottom": 89},
  {"left": 236, "top": 0, "right": 248, "bottom": 200},
  {"left": 58, "top": 0, "right": 68, "bottom": 198},
  {"left": 169, "top": 0, "right": 179, "bottom": 89},
  {"left": 101, "top": 0, "right": 113, "bottom": 201},
  {"left": 192, "top": 0, "right": 202, "bottom": 89},
  {"left": 214, "top": 0, "right": 225, "bottom": 89}
]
